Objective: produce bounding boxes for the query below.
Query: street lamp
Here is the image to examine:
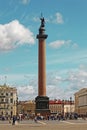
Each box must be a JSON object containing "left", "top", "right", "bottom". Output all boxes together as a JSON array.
[
  {"left": 62, "top": 100, "right": 64, "bottom": 117},
  {"left": 16, "top": 96, "right": 18, "bottom": 116},
  {"left": 70, "top": 97, "right": 72, "bottom": 113}
]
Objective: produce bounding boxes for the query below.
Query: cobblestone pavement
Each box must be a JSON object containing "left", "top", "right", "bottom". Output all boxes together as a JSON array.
[{"left": 0, "top": 119, "right": 87, "bottom": 130}]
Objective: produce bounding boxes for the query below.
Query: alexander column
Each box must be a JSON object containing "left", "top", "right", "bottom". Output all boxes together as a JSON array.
[{"left": 35, "top": 16, "right": 50, "bottom": 116}]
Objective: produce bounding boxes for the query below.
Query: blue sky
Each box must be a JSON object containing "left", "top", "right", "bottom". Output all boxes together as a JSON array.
[{"left": 0, "top": 0, "right": 87, "bottom": 100}]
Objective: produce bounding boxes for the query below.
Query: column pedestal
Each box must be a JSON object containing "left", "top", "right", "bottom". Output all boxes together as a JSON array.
[{"left": 35, "top": 96, "right": 50, "bottom": 116}]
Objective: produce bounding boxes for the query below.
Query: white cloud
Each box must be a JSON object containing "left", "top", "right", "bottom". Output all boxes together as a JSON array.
[
  {"left": 47, "top": 85, "right": 64, "bottom": 99},
  {"left": 56, "top": 76, "right": 62, "bottom": 81},
  {"left": 48, "top": 12, "right": 64, "bottom": 24},
  {"left": 79, "top": 64, "right": 87, "bottom": 70},
  {"left": 18, "top": 86, "right": 34, "bottom": 95},
  {"left": 46, "top": 67, "right": 87, "bottom": 100},
  {"left": 49, "top": 40, "right": 65, "bottom": 49},
  {"left": 1, "top": 66, "right": 87, "bottom": 101},
  {"left": 21, "top": 0, "right": 30, "bottom": 4},
  {"left": 33, "top": 17, "right": 40, "bottom": 22},
  {"left": 55, "top": 12, "right": 64, "bottom": 24},
  {"left": 17, "top": 85, "right": 35, "bottom": 100},
  {"left": 49, "top": 40, "right": 78, "bottom": 49},
  {"left": 32, "top": 12, "right": 64, "bottom": 25},
  {"left": 49, "top": 40, "right": 68, "bottom": 49},
  {"left": 72, "top": 43, "right": 78, "bottom": 49},
  {"left": 0, "top": 20, "right": 35, "bottom": 52},
  {"left": 16, "top": 68, "right": 87, "bottom": 100}
]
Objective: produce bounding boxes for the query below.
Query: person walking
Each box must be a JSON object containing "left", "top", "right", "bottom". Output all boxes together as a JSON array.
[{"left": 12, "top": 115, "right": 16, "bottom": 125}]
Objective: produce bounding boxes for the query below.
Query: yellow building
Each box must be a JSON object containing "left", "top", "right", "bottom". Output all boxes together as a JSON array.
[
  {"left": 49, "top": 99, "right": 75, "bottom": 116},
  {"left": 74, "top": 88, "right": 87, "bottom": 115},
  {"left": 49, "top": 100, "right": 62, "bottom": 114},
  {"left": 64, "top": 104, "right": 75, "bottom": 114},
  {"left": 18, "top": 100, "right": 35, "bottom": 118},
  {"left": 0, "top": 84, "right": 17, "bottom": 117},
  {"left": 17, "top": 99, "right": 75, "bottom": 118}
]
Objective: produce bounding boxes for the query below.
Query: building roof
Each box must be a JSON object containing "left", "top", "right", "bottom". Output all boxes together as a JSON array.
[
  {"left": 74, "top": 88, "right": 87, "bottom": 95},
  {"left": 0, "top": 84, "right": 17, "bottom": 92},
  {"left": 49, "top": 100, "right": 74, "bottom": 105},
  {"left": 49, "top": 100, "right": 62, "bottom": 104}
]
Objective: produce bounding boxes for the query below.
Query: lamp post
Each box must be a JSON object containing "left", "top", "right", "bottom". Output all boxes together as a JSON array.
[
  {"left": 16, "top": 97, "right": 18, "bottom": 116},
  {"left": 70, "top": 97, "right": 72, "bottom": 113},
  {"left": 62, "top": 100, "right": 64, "bottom": 117}
]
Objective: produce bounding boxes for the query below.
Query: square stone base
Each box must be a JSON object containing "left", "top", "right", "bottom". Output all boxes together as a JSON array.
[{"left": 35, "top": 96, "right": 50, "bottom": 116}]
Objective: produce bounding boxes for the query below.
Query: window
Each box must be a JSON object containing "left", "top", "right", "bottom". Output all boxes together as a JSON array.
[
  {"left": 1, "top": 99, "right": 4, "bottom": 102},
  {"left": 10, "top": 98, "right": 13, "bottom": 103},
  {"left": 5, "top": 98, "right": 8, "bottom": 103},
  {"left": 1, "top": 93, "right": 3, "bottom": 96},
  {"left": 10, "top": 93, "right": 13, "bottom": 96},
  {"left": 6, "top": 93, "right": 8, "bottom": 96}
]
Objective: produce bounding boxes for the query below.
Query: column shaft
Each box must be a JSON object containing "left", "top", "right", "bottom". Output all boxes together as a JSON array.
[{"left": 38, "top": 39, "right": 46, "bottom": 96}]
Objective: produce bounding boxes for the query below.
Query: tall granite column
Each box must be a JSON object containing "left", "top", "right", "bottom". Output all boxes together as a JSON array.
[{"left": 35, "top": 17, "right": 50, "bottom": 116}]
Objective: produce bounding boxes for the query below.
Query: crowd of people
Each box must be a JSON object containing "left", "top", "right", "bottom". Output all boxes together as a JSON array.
[{"left": 0, "top": 112, "right": 87, "bottom": 125}]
